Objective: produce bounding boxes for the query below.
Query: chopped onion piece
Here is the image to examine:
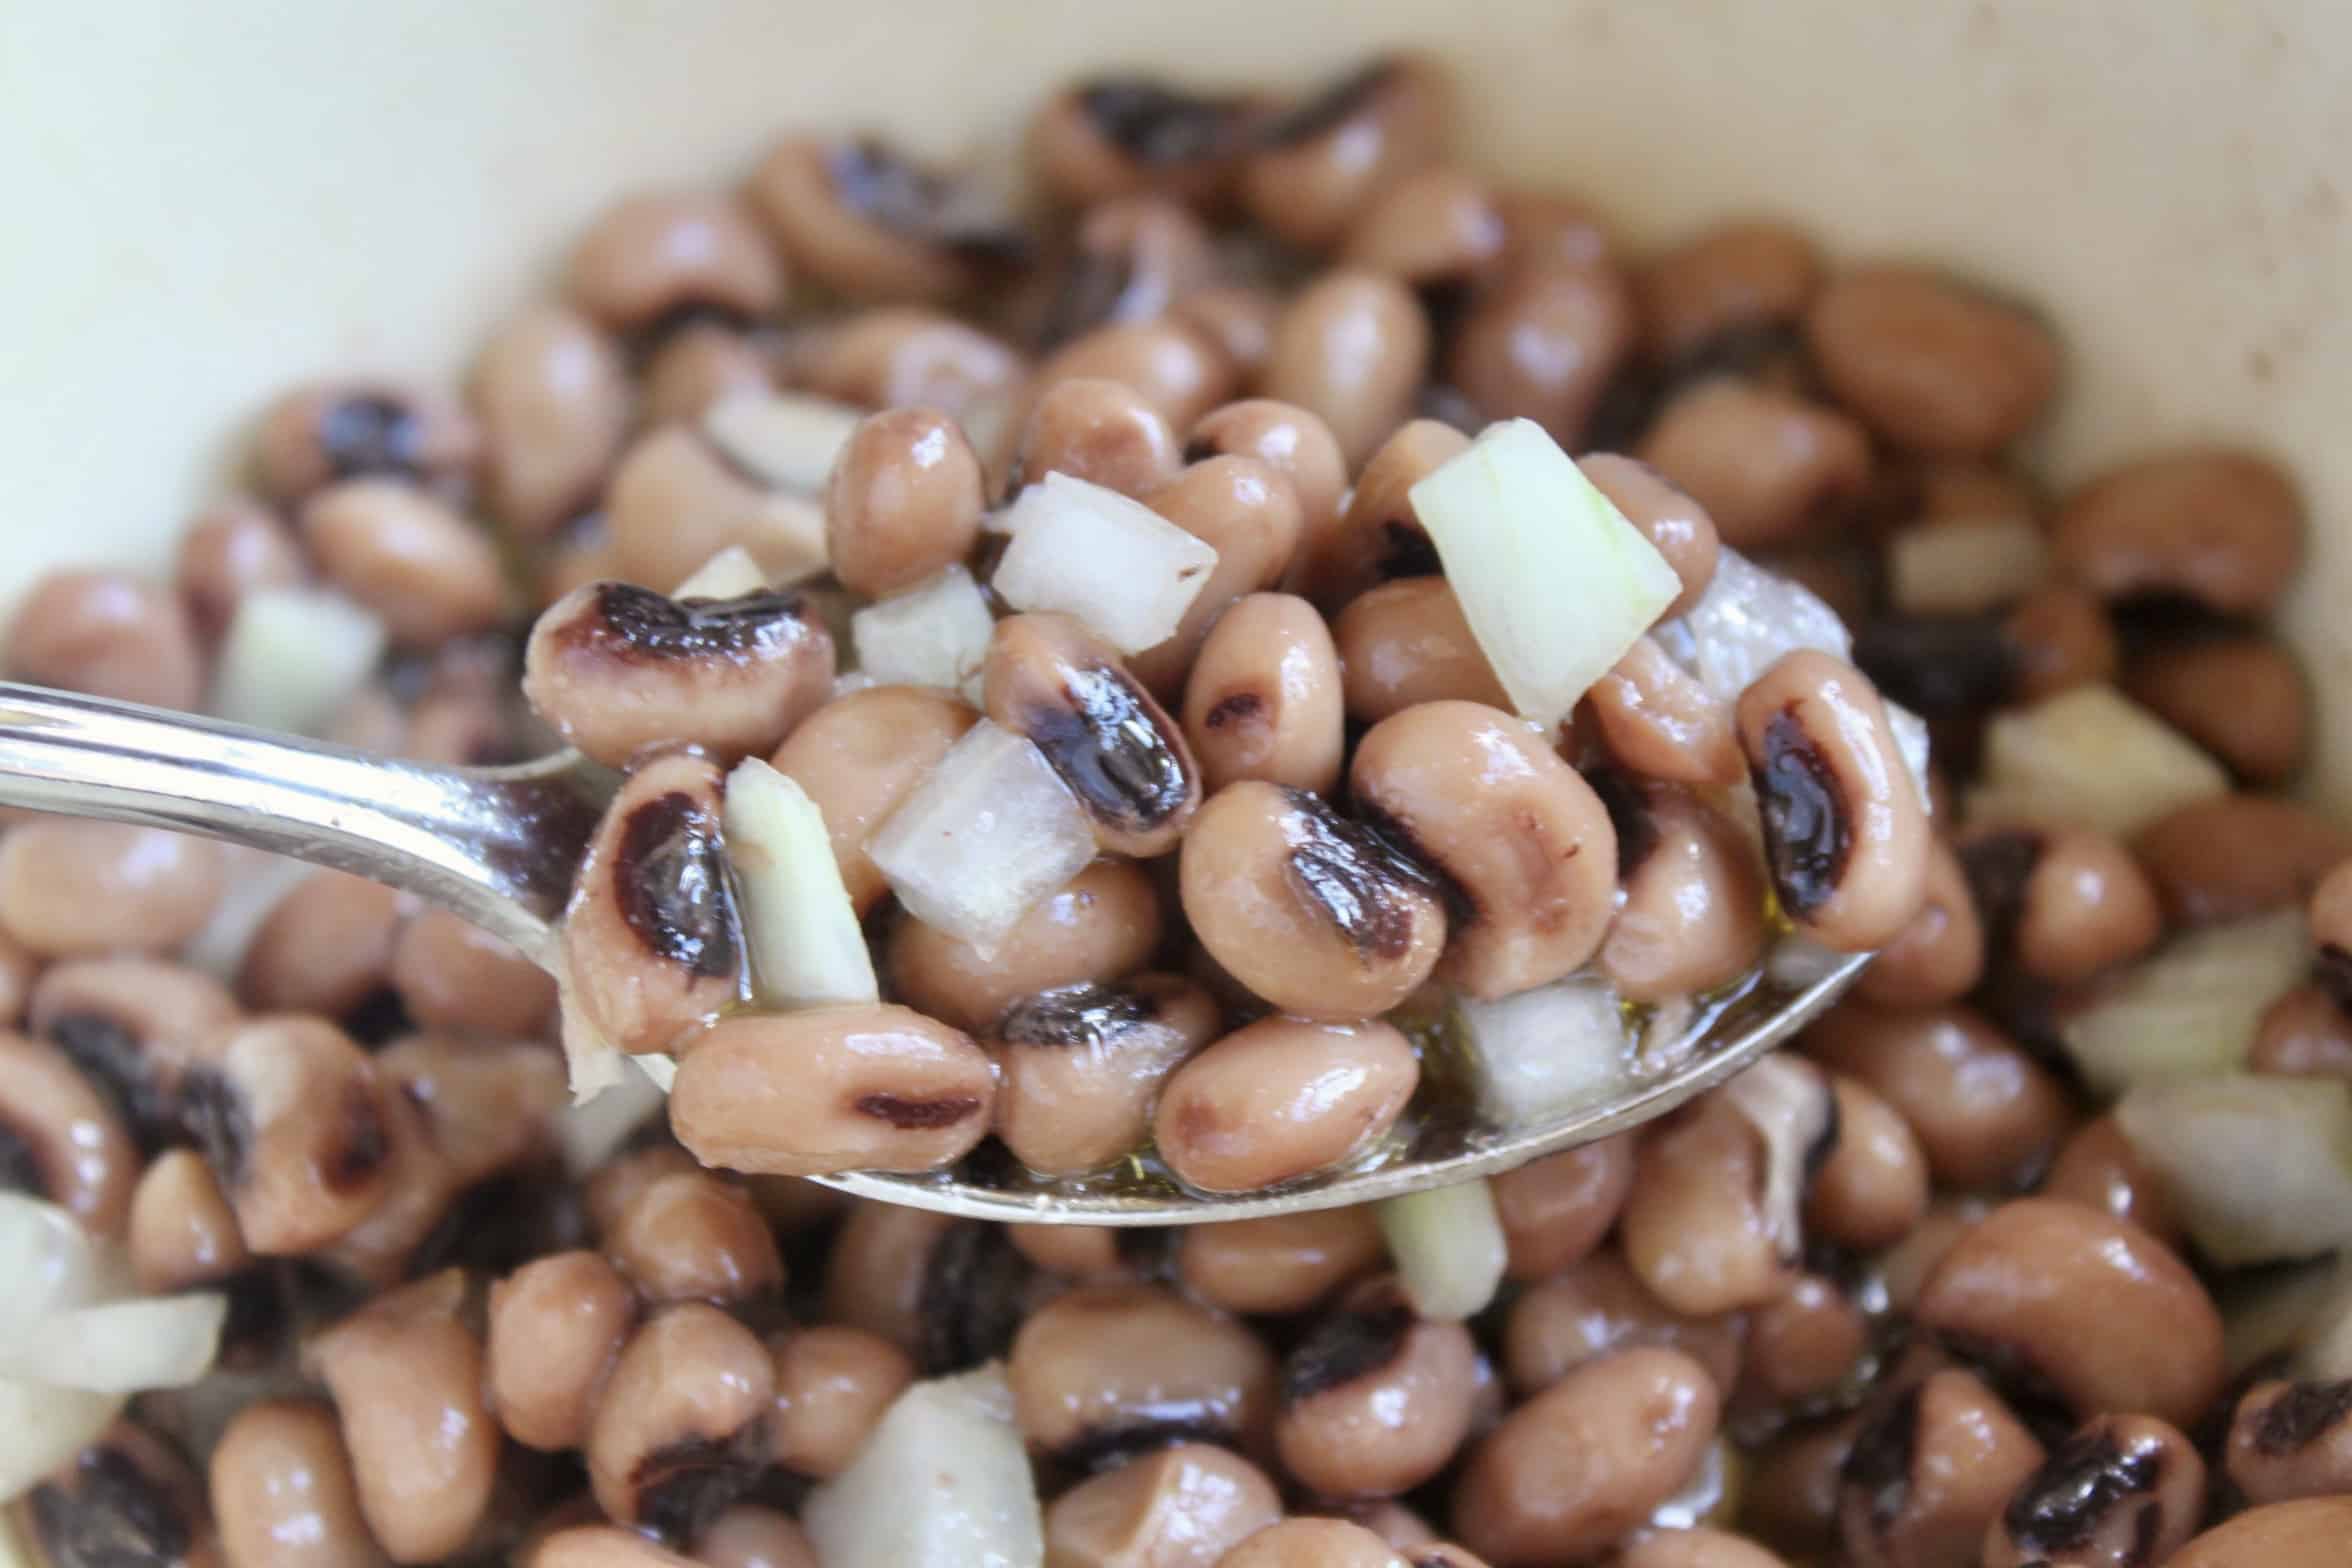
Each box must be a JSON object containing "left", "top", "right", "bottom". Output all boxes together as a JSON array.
[
  {"left": 1379, "top": 1179, "right": 1507, "bottom": 1322},
  {"left": 992, "top": 473, "right": 1218, "bottom": 653},
  {"left": 0, "top": 1378, "right": 122, "bottom": 1504},
  {"left": 702, "top": 391, "right": 864, "bottom": 494},
  {"left": 210, "top": 588, "right": 388, "bottom": 735},
  {"left": 804, "top": 1364, "right": 1043, "bottom": 1568},
  {"left": 1408, "top": 420, "right": 1681, "bottom": 733},
  {"left": 1967, "top": 685, "right": 2228, "bottom": 839},
  {"left": 1887, "top": 515, "right": 2050, "bottom": 616},
  {"left": 2116, "top": 1074, "right": 2352, "bottom": 1267},
  {"left": 724, "top": 759, "right": 878, "bottom": 1009},
  {"left": 180, "top": 849, "right": 312, "bottom": 981},
  {"left": 553, "top": 1056, "right": 667, "bottom": 1174},
  {"left": 0, "top": 1295, "right": 227, "bottom": 1393},
  {"left": 555, "top": 980, "right": 628, "bottom": 1104},
  {"left": 2061, "top": 910, "right": 2308, "bottom": 1095},
  {"left": 1454, "top": 975, "right": 1631, "bottom": 1128},
  {"left": 0, "top": 1195, "right": 111, "bottom": 1332},
  {"left": 866, "top": 720, "right": 1097, "bottom": 958},
  {"left": 851, "top": 564, "right": 995, "bottom": 701},
  {"left": 1721, "top": 1055, "right": 1834, "bottom": 1263},
  {"left": 672, "top": 545, "right": 771, "bottom": 599},
  {"left": 1670, "top": 546, "right": 1852, "bottom": 707}
]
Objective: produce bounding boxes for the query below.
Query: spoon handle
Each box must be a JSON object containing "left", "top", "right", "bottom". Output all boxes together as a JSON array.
[{"left": 0, "top": 682, "right": 609, "bottom": 966}]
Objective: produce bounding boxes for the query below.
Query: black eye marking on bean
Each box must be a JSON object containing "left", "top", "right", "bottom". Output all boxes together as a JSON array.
[
  {"left": 2315, "top": 945, "right": 2352, "bottom": 1013},
  {"left": 45, "top": 1012, "right": 169, "bottom": 1152},
  {"left": 0, "top": 1122, "right": 44, "bottom": 1198},
  {"left": 1841, "top": 1381, "right": 1922, "bottom": 1540},
  {"left": 1754, "top": 708, "right": 1851, "bottom": 916},
  {"left": 919, "top": 1220, "right": 1036, "bottom": 1376},
  {"left": 318, "top": 393, "right": 426, "bottom": 481},
  {"left": 1283, "top": 791, "right": 1442, "bottom": 959},
  {"left": 1254, "top": 58, "right": 1396, "bottom": 149},
  {"left": 1204, "top": 692, "right": 1264, "bottom": 731},
  {"left": 825, "top": 139, "right": 1030, "bottom": 265},
  {"left": 586, "top": 582, "right": 813, "bottom": 664},
  {"left": 177, "top": 1069, "right": 251, "bottom": 1188},
  {"left": 1001, "top": 982, "right": 1158, "bottom": 1049},
  {"left": 1376, "top": 522, "right": 1442, "bottom": 580},
  {"left": 217, "top": 1266, "right": 294, "bottom": 1369},
  {"left": 28, "top": 1443, "right": 191, "bottom": 1568},
  {"left": 2252, "top": 1378, "right": 2352, "bottom": 1454},
  {"left": 340, "top": 984, "right": 414, "bottom": 1051},
  {"left": 1077, "top": 78, "right": 1253, "bottom": 166},
  {"left": 2003, "top": 1427, "right": 2160, "bottom": 1555},
  {"left": 633, "top": 1430, "right": 766, "bottom": 1544},
  {"left": 1036, "top": 250, "right": 1142, "bottom": 351},
  {"left": 854, "top": 1092, "right": 982, "bottom": 1130},
  {"left": 614, "top": 791, "right": 741, "bottom": 979},
  {"left": 1852, "top": 615, "right": 2017, "bottom": 718},
  {"left": 323, "top": 1080, "right": 390, "bottom": 1193},
  {"left": 1350, "top": 798, "right": 1476, "bottom": 929},
  {"left": 1022, "top": 665, "right": 1194, "bottom": 835},
  {"left": 1282, "top": 1299, "right": 1415, "bottom": 1404}
]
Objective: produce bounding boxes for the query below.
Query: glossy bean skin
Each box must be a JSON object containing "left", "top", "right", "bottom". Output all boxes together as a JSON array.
[
  {"left": 299, "top": 479, "right": 512, "bottom": 648},
  {"left": 2169, "top": 1498, "right": 2352, "bottom": 1568},
  {"left": 524, "top": 580, "right": 835, "bottom": 768},
  {"left": 2132, "top": 792, "right": 2352, "bottom": 927},
  {"left": 1264, "top": 271, "right": 1432, "bottom": 467},
  {"left": 1854, "top": 838, "right": 1983, "bottom": 1008},
  {"left": 604, "top": 1169, "right": 783, "bottom": 1306},
  {"left": 532, "top": 1526, "right": 701, "bottom": 1568},
  {"left": 643, "top": 321, "right": 778, "bottom": 425},
  {"left": 1183, "top": 592, "right": 1347, "bottom": 795},
  {"left": 2224, "top": 1377, "right": 2352, "bottom": 1505},
  {"left": 1352, "top": 701, "right": 1619, "bottom": 999},
  {"left": 1736, "top": 650, "right": 1930, "bottom": 952},
  {"left": 1155, "top": 1016, "right": 1418, "bottom": 1194},
  {"left": 181, "top": 1015, "right": 392, "bottom": 1255},
  {"left": 1312, "top": 420, "right": 1469, "bottom": 612},
  {"left": 561, "top": 751, "right": 743, "bottom": 1055},
  {"left": 1959, "top": 824, "right": 2163, "bottom": 986},
  {"left": 693, "top": 1505, "right": 818, "bottom": 1568},
  {"left": 469, "top": 303, "right": 632, "bottom": 538},
  {"left": 1587, "top": 637, "right": 1743, "bottom": 788},
  {"left": 750, "top": 136, "right": 1012, "bottom": 305},
  {"left": 1835, "top": 1369, "right": 2045, "bottom": 1568},
  {"left": 1639, "top": 220, "right": 1820, "bottom": 362},
  {"left": 990, "top": 973, "right": 1221, "bottom": 1176},
  {"left": 1500, "top": 1250, "right": 1744, "bottom": 1400},
  {"left": 584, "top": 1302, "right": 776, "bottom": 1537},
  {"left": 1218, "top": 1518, "right": 1415, "bottom": 1568},
  {"left": 1176, "top": 1206, "right": 1389, "bottom": 1316},
  {"left": 604, "top": 427, "right": 826, "bottom": 593},
  {"left": 210, "top": 1399, "right": 389, "bottom": 1568},
  {"left": 1617, "top": 1527, "right": 1787, "bottom": 1568},
  {"left": 375, "top": 1035, "right": 563, "bottom": 1192},
  {"left": 1339, "top": 164, "right": 1505, "bottom": 287},
  {"left": 668, "top": 1004, "right": 996, "bottom": 1177},
  {"left": 389, "top": 908, "right": 559, "bottom": 1039},
  {"left": 1026, "top": 77, "right": 1259, "bottom": 208},
  {"left": 0, "top": 1030, "right": 140, "bottom": 1236},
  {"left": 1738, "top": 1274, "right": 1869, "bottom": 1407},
  {"left": 1043, "top": 1440, "right": 1283, "bottom": 1568},
  {"left": 0, "top": 819, "right": 225, "bottom": 958},
  {"left": 251, "top": 380, "right": 480, "bottom": 504},
  {"left": 1741, "top": 1413, "right": 1861, "bottom": 1561},
  {"left": 1180, "top": 781, "right": 1447, "bottom": 1020},
  {"left": 1453, "top": 1347, "right": 1722, "bottom": 1568},
  {"left": 772, "top": 685, "right": 977, "bottom": 915},
  {"left": 127, "top": 1145, "right": 248, "bottom": 1291},
  {"left": 22, "top": 1421, "right": 218, "bottom": 1568},
  {"left": 1017, "top": 377, "right": 1184, "bottom": 499},
  {"left": 1983, "top": 1413, "right": 2205, "bottom": 1568},
  {"left": 304, "top": 1270, "right": 499, "bottom": 1564},
  {"left": 1007, "top": 1221, "right": 1135, "bottom": 1281},
  {"left": 1805, "top": 265, "right": 2059, "bottom": 458},
  {"left": 1332, "top": 578, "right": 1510, "bottom": 723},
  {"left": 1189, "top": 400, "right": 1349, "bottom": 559},
  {"left": 823, "top": 408, "right": 986, "bottom": 596},
  {"left": 566, "top": 191, "right": 785, "bottom": 333},
  {"left": 799, "top": 307, "right": 1027, "bottom": 425},
  {"left": 1276, "top": 1278, "right": 1482, "bottom": 1498},
  {"left": 1449, "top": 261, "right": 1638, "bottom": 447},
  {"left": 985, "top": 612, "right": 1203, "bottom": 858},
  {"left": 2001, "top": 583, "right": 2121, "bottom": 702},
  {"left": 1913, "top": 1198, "right": 2222, "bottom": 1428},
  {"left": 1133, "top": 455, "right": 1305, "bottom": 695},
  {"left": 1579, "top": 454, "right": 1721, "bottom": 620},
  {"left": 2125, "top": 635, "right": 2308, "bottom": 785},
  {"left": 766, "top": 1323, "right": 915, "bottom": 1479},
  {"left": 1034, "top": 320, "right": 1239, "bottom": 435},
  {"left": 238, "top": 869, "right": 410, "bottom": 1019},
  {"left": 2050, "top": 449, "right": 2302, "bottom": 616},
  {"left": 1491, "top": 1135, "right": 1636, "bottom": 1282},
  {"left": 1239, "top": 56, "right": 1448, "bottom": 252},
  {"left": 1619, "top": 1090, "right": 1793, "bottom": 1317},
  {"left": 2038, "top": 1112, "right": 2182, "bottom": 1245},
  {"left": 1803, "top": 1075, "right": 1930, "bottom": 1254},
  {"left": 1007, "top": 1283, "right": 1277, "bottom": 1464},
  {"left": 486, "top": 1250, "right": 640, "bottom": 1452},
  {"left": 1600, "top": 790, "right": 1770, "bottom": 1005},
  {"left": 4, "top": 568, "right": 204, "bottom": 710},
  {"left": 1803, "top": 1003, "right": 2068, "bottom": 1191},
  {"left": 886, "top": 858, "right": 1163, "bottom": 1033},
  {"left": 1641, "top": 380, "right": 1871, "bottom": 555}
]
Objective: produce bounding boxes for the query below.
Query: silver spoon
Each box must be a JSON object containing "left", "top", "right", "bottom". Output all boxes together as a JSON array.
[{"left": 0, "top": 681, "right": 1867, "bottom": 1225}]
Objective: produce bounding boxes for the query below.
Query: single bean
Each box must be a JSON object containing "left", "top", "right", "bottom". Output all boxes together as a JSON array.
[
  {"left": 644, "top": 320, "right": 779, "bottom": 426},
  {"left": 886, "top": 858, "right": 1164, "bottom": 1033},
  {"left": 1600, "top": 789, "right": 1769, "bottom": 1004},
  {"left": 820, "top": 1204, "right": 1046, "bottom": 1372},
  {"left": 1638, "top": 380, "right": 1872, "bottom": 551},
  {"left": 1299, "top": 419, "right": 1466, "bottom": 611},
  {"left": 1173, "top": 285, "right": 1283, "bottom": 382},
  {"left": 584, "top": 1303, "right": 776, "bottom": 1538},
  {"left": 1982, "top": 1414, "right": 2205, "bottom": 1568},
  {"left": 823, "top": 408, "right": 985, "bottom": 596},
  {"left": 1239, "top": 56, "right": 1448, "bottom": 251},
  {"left": 567, "top": 191, "right": 785, "bottom": 334},
  {"left": 0, "top": 818, "right": 221, "bottom": 957},
  {"left": 766, "top": 1323, "right": 915, "bottom": 1479},
  {"left": 1739, "top": 1274, "right": 1869, "bottom": 1406},
  {"left": 29, "top": 955, "right": 239, "bottom": 1151},
  {"left": 1028, "top": 76, "right": 1259, "bottom": 207},
  {"left": 584, "top": 1146, "right": 700, "bottom": 1239},
  {"left": 389, "top": 908, "right": 559, "bottom": 1039},
  {"left": 303, "top": 1270, "right": 497, "bottom": 1564},
  {"left": 1803, "top": 1075, "right": 1930, "bottom": 1254},
  {"left": 2251, "top": 984, "right": 2352, "bottom": 1080},
  {"left": 4, "top": 568, "right": 202, "bottom": 711},
  {"left": 1804, "top": 1002, "right": 2068, "bottom": 1190},
  {"left": 1016, "top": 376, "right": 1183, "bottom": 499},
  {"left": 1736, "top": 649, "right": 1931, "bottom": 952},
  {"left": 1188, "top": 401, "right": 1348, "bottom": 574},
  {"left": 750, "top": 136, "right": 1019, "bottom": 304},
  {"left": 1577, "top": 454, "right": 1721, "bottom": 621},
  {"left": 692, "top": 1505, "right": 818, "bottom": 1568},
  {"left": 469, "top": 303, "right": 632, "bottom": 538},
  {"left": 990, "top": 973, "right": 1221, "bottom": 1176},
  {"left": 252, "top": 379, "right": 480, "bottom": 503},
  {"left": 1340, "top": 165, "right": 1506, "bottom": 288},
  {"left": 1492, "top": 1137, "right": 1638, "bottom": 1285},
  {"left": 1999, "top": 583, "right": 2120, "bottom": 702},
  {"left": 1639, "top": 220, "right": 1820, "bottom": 363},
  {"left": 1454, "top": 1346, "right": 1722, "bottom": 1567},
  {"left": 561, "top": 751, "right": 742, "bottom": 1054},
  {"left": 797, "top": 308, "right": 1027, "bottom": 423},
  {"left": 603, "top": 1169, "right": 782, "bottom": 1306},
  {"left": 299, "top": 479, "right": 511, "bottom": 647},
  {"left": 771, "top": 684, "right": 976, "bottom": 915},
  {"left": 2133, "top": 792, "right": 2352, "bottom": 926},
  {"left": 127, "top": 1145, "right": 247, "bottom": 1292},
  {"left": 486, "top": 1250, "right": 639, "bottom": 1452},
  {"left": 1620, "top": 1089, "right": 1795, "bottom": 1317},
  {"left": 1500, "top": 1249, "right": 1744, "bottom": 1400},
  {"left": 1043, "top": 1440, "right": 1282, "bottom": 1568},
  {"left": 1219, "top": 1518, "right": 1414, "bottom": 1568},
  {"left": 2225, "top": 1378, "right": 2352, "bottom": 1505},
  {"left": 1006, "top": 1282, "right": 1277, "bottom": 1465},
  {"left": 1353, "top": 700, "right": 1619, "bottom": 998},
  {"left": 1264, "top": 271, "right": 1432, "bottom": 467},
  {"left": 0, "top": 1030, "right": 139, "bottom": 1236},
  {"left": 2169, "top": 1498, "right": 2352, "bottom": 1568},
  {"left": 1805, "top": 265, "right": 2058, "bottom": 457},
  {"left": 27, "top": 1419, "right": 218, "bottom": 1568},
  {"left": 175, "top": 497, "right": 309, "bottom": 645},
  {"left": 1277, "top": 1276, "right": 1481, "bottom": 1498},
  {"left": 1033, "top": 319, "right": 1238, "bottom": 435},
  {"left": 210, "top": 1399, "right": 388, "bottom": 1568},
  {"left": 524, "top": 580, "right": 834, "bottom": 767},
  {"left": 1182, "top": 592, "right": 1347, "bottom": 795},
  {"left": 2125, "top": 635, "right": 2308, "bottom": 785},
  {"left": 375, "top": 1034, "right": 564, "bottom": 1188},
  {"left": 2050, "top": 448, "right": 2301, "bottom": 616},
  {"left": 604, "top": 427, "right": 826, "bottom": 592},
  {"left": 2038, "top": 1112, "right": 2182, "bottom": 1246},
  {"left": 1740, "top": 1413, "right": 1861, "bottom": 1561},
  {"left": 1132, "top": 455, "right": 1305, "bottom": 695},
  {"left": 1155, "top": 1016, "right": 1418, "bottom": 1194},
  {"left": 238, "top": 869, "right": 411, "bottom": 1020},
  {"left": 1959, "top": 824, "right": 2164, "bottom": 987},
  {"left": 1835, "top": 1369, "right": 2045, "bottom": 1568},
  {"left": 1176, "top": 1206, "right": 1388, "bottom": 1316},
  {"left": 1449, "top": 260, "right": 1639, "bottom": 447},
  {"left": 1332, "top": 578, "right": 1510, "bottom": 723},
  {"left": 1914, "top": 1197, "right": 2222, "bottom": 1428},
  {"left": 1854, "top": 838, "right": 1984, "bottom": 1008},
  {"left": 1007, "top": 1222, "right": 1136, "bottom": 1281},
  {"left": 670, "top": 1003, "right": 994, "bottom": 1177},
  {"left": 179, "top": 1015, "right": 390, "bottom": 1254},
  {"left": 311, "top": 1082, "right": 461, "bottom": 1287}
]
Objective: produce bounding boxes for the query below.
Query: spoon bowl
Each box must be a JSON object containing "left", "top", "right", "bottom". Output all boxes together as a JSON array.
[{"left": 0, "top": 680, "right": 1866, "bottom": 1224}]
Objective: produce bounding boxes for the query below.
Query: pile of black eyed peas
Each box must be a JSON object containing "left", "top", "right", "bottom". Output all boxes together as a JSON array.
[{"left": 2, "top": 49, "right": 2348, "bottom": 1568}]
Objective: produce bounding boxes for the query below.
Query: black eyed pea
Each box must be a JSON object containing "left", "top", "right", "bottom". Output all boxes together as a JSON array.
[
  {"left": 389, "top": 907, "right": 561, "bottom": 1040},
  {"left": 886, "top": 858, "right": 1164, "bottom": 1034},
  {"left": 2038, "top": 1111, "right": 2184, "bottom": 1247},
  {"left": 1802, "top": 1074, "right": 1930, "bottom": 1254},
  {"left": 1276, "top": 1275, "right": 1482, "bottom": 1499},
  {"left": 5, "top": 567, "right": 205, "bottom": 711},
  {"left": 603, "top": 426, "right": 826, "bottom": 594},
  {"left": 1985, "top": 1413, "right": 2205, "bottom": 1568},
  {"left": 175, "top": 495, "right": 308, "bottom": 640},
  {"left": 1735, "top": 649, "right": 1931, "bottom": 953},
  {"left": 561, "top": 751, "right": 743, "bottom": 1054},
  {"left": 1853, "top": 837, "right": 1983, "bottom": 1008},
  {"left": 237, "top": 868, "right": 411, "bottom": 1021},
  {"left": 1219, "top": 1518, "right": 1416, "bottom": 1567},
  {"left": 1351, "top": 700, "right": 1619, "bottom": 1000},
  {"left": 1619, "top": 1087, "right": 1798, "bottom": 1318},
  {"left": 1637, "top": 380, "right": 1872, "bottom": 552},
  {"left": 819, "top": 1204, "right": 1046, "bottom": 1374},
  {"left": 1955, "top": 825, "right": 2163, "bottom": 987},
  {"left": 2131, "top": 791, "right": 2352, "bottom": 928},
  {"left": 2050, "top": 448, "right": 2302, "bottom": 618},
  {"left": 1028, "top": 75, "right": 1261, "bottom": 208},
  {"left": 1638, "top": 219, "right": 1822, "bottom": 363},
  {"left": 1500, "top": 1249, "right": 1745, "bottom": 1399},
  {"left": 1176, "top": 1206, "right": 1389, "bottom": 1317},
  {"left": 1448, "top": 260, "right": 1639, "bottom": 449},
  {"left": 669, "top": 1004, "right": 995, "bottom": 1178},
  {"left": 766, "top": 1322, "right": 917, "bottom": 1479},
  {"left": 209, "top": 1399, "right": 385, "bottom": 1568},
  {"left": 984, "top": 612, "right": 1203, "bottom": 858},
  {"left": 26, "top": 1420, "right": 217, "bottom": 1568},
  {"left": 1585, "top": 635, "right": 1744, "bottom": 789},
  {"left": 1599, "top": 788, "right": 1769, "bottom": 1005},
  {"left": 1006, "top": 1282, "right": 1277, "bottom": 1468},
  {"left": 522, "top": 580, "right": 834, "bottom": 768},
  {"left": 29, "top": 955, "right": 241, "bottom": 1152},
  {"left": 373, "top": 1034, "right": 564, "bottom": 1192},
  {"left": 566, "top": 190, "right": 786, "bottom": 335},
  {"left": 1805, "top": 264, "right": 2060, "bottom": 459},
  {"left": 299, "top": 478, "right": 512, "bottom": 648},
  {"left": 643, "top": 320, "right": 780, "bottom": 427},
  {"left": 1171, "top": 285, "right": 1283, "bottom": 383},
  {"left": 0, "top": 818, "right": 226, "bottom": 958},
  {"left": 1131, "top": 455, "right": 1306, "bottom": 696},
  {"left": 1179, "top": 782, "right": 1447, "bottom": 1021},
  {"left": 2125, "top": 634, "right": 2310, "bottom": 786},
  {"left": 1034, "top": 193, "right": 1219, "bottom": 349},
  {"left": 2225, "top": 1378, "right": 2352, "bottom": 1507},
  {"left": 1835, "top": 1369, "right": 2045, "bottom": 1568},
  {"left": 1189, "top": 399, "right": 1350, "bottom": 564},
  {"left": 2170, "top": 1498, "right": 2352, "bottom": 1568},
  {"left": 584, "top": 1302, "right": 776, "bottom": 1540},
  {"left": 1031, "top": 318, "right": 1239, "bottom": 436},
  {"left": 1239, "top": 56, "right": 1449, "bottom": 253},
  {"left": 1005, "top": 1222, "right": 1138, "bottom": 1281},
  {"left": 750, "top": 136, "right": 1025, "bottom": 305},
  {"left": 535, "top": 1527, "right": 702, "bottom": 1568},
  {"left": 1339, "top": 164, "right": 1507, "bottom": 290},
  {"left": 822, "top": 408, "right": 985, "bottom": 597},
  {"left": 693, "top": 1506, "right": 819, "bottom": 1568},
  {"left": 485, "top": 1249, "right": 641, "bottom": 1453},
  {"left": 1182, "top": 591, "right": 1347, "bottom": 796},
  {"left": 468, "top": 303, "right": 632, "bottom": 539},
  {"left": 1154, "top": 1015, "right": 1419, "bottom": 1194},
  {"left": 1737, "top": 1274, "right": 1870, "bottom": 1407},
  {"left": 1263, "top": 271, "right": 1433, "bottom": 468},
  {"left": 1043, "top": 1441, "right": 1283, "bottom": 1568},
  {"left": 1301, "top": 418, "right": 1467, "bottom": 613},
  {"left": 1617, "top": 1528, "right": 1789, "bottom": 1568},
  {"left": 1331, "top": 577, "right": 1511, "bottom": 724},
  {"left": 1490, "top": 1135, "right": 1636, "bottom": 1282},
  {"left": 252, "top": 378, "right": 481, "bottom": 504},
  {"left": 0, "top": 1030, "right": 139, "bottom": 1236},
  {"left": 797, "top": 307, "right": 1029, "bottom": 428},
  {"left": 127, "top": 1146, "right": 249, "bottom": 1293},
  {"left": 989, "top": 973, "right": 1221, "bottom": 1177},
  {"left": 1015, "top": 376, "right": 1184, "bottom": 499},
  {"left": 602, "top": 1169, "right": 784, "bottom": 1307},
  {"left": 772, "top": 684, "right": 978, "bottom": 917}
]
